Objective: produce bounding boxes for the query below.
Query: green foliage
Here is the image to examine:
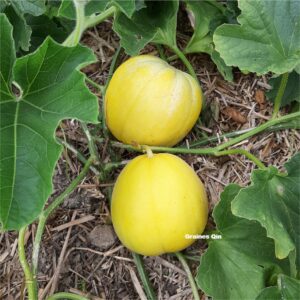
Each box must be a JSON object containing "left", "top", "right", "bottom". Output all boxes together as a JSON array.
[
  {"left": 214, "top": 0, "right": 300, "bottom": 74},
  {"left": 184, "top": 0, "right": 225, "bottom": 54},
  {"left": 58, "top": 0, "right": 137, "bottom": 19},
  {"left": 256, "top": 275, "right": 300, "bottom": 300},
  {"left": 267, "top": 72, "right": 300, "bottom": 107},
  {"left": 1, "top": 1, "right": 300, "bottom": 298},
  {"left": 8, "top": 0, "right": 46, "bottom": 16},
  {"left": 113, "top": 0, "right": 179, "bottom": 55},
  {"left": 232, "top": 153, "right": 300, "bottom": 269},
  {"left": 0, "top": 14, "right": 15, "bottom": 98},
  {"left": 184, "top": 0, "right": 233, "bottom": 81},
  {"left": 58, "top": 0, "right": 109, "bottom": 19},
  {"left": 224, "top": 0, "right": 240, "bottom": 24},
  {"left": 25, "top": 15, "right": 68, "bottom": 51},
  {"left": 3, "top": 5, "right": 32, "bottom": 51},
  {"left": 211, "top": 49, "right": 233, "bottom": 82},
  {"left": 112, "top": 0, "right": 138, "bottom": 17},
  {"left": 197, "top": 184, "right": 290, "bottom": 300},
  {"left": 0, "top": 14, "right": 99, "bottom": 230},
  {"left": 0, "top": 0, "right": 46, "bottom": 51}
]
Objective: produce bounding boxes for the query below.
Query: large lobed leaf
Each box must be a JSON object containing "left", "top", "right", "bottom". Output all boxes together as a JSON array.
[
  {"left": 214, "top": 0, "right": 300, "bottom": 74},
  {"left": 197, "top": 184, "right": 290, "bottom": 300},
  {"left": 0, "top": 14, "right": 99, "bottom": 230},
  {"left": 232, "top": 152, "right": 300, "bottom": 269}
]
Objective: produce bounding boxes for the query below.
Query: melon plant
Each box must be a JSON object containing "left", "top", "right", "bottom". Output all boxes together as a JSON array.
[{"left": 0, "top": 1, "right": 299, "bottom": 300}]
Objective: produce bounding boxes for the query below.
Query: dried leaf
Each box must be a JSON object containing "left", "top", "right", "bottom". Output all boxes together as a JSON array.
[
  {"left": 223, "top": 107, "right": 247, "bottom": 124},
  {"left": 260, "top": 138, "right": 274, "bottom": 159},
  {"left": 81, "top": 62, "right": 100, "bottom": 74},
  {"left": 187, "top": 7, "right": 195, "bottom": 29},
  {"left": 255, "top": 89, "right": 265, "bottom": 109}
]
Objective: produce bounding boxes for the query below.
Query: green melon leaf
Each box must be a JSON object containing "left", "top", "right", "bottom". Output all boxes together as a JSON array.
[
  {"left": 224, "top": 0, "right": 240, "bottom": 24},
  {"left": 1, "top": 0, "right": 45, "bottom": 52},
  {"left": 185, "top": 0, "right": 225, "bottom": 54},
  {"left": 0, "top": 0, "right": 8, "bottom": 12},
  {"left": 184, "top": 0, "right": 233, "bottom": 81},
  {"left": 113, "top": 0, "right": 178, "bottom": 55},
  {"left": 211, "top": 50, "right": 233, "bottom": 82},
  {"left": 25, "top": 14, "right": 68, "bottom": 52},
  {"left": 256, "top": 275, "right": 300, "bottom": 300},
  {"left": 266, "top": 72, "right": 300, "bottom": 107},
  {"left": 196, "top": 184, "right": 290, "bottom": 300},
  {"left": 0, "top": 14, "right": 15, "bottom": 99},
  {"left": 58, "top": 0, "right": 109, "bottom": 20},
  {"left": 0, "top": 14, "right": 99, "bottom": 231},
  {"left": 3, "top": 5, "right": 32, "bottom": 51},
  {"left": 10, "top": 0, "right": 46, "bottom": 16},
  {"left": 112, "top": 0, "right": 137, "bottom": 17},
  {"left": 232, "top": 152, "right": 300, "bottom": 270},
  {"left": 58, "top": 0, "right": 137, "bottom": 20},
  {"left": 214, "top": 0, "right": 300, "bottom": 74}
]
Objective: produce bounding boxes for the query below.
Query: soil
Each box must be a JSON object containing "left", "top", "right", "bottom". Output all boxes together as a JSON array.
[{"left": 1, "top": 13, "right": 299, "bottom": 300}]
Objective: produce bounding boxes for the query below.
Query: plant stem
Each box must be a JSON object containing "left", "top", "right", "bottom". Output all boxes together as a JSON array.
[
  {"left": 155, "top": 44, "right": 168, "bottom": 62},
  {"left": 272, "top": 73, "right": 289, "bottom": 119},
  {"left": 18, "top": 227, "right": 37, "bottom": 300},
  {"left": 63, "top": 5, "right": 116, "bottom": 47},
  {"left": 32, "top": 157, "right": 94, "bottom": 276},
  {"left": 215, "top": 111, "right": 300, "bottom": 151},
  {"left": 56, "top": 137, "right": 100, "bottom": 176},
  {"left": 191, "top": 128, "right": 253, "bottom": 148},
  {"left": 167, "top": 54, "right": 177, "bottom": 62},
  {"left": 175, "top": 252, "right": 200, "bottom": 300},
  {"left": 102, "top": 46, "right": 122, "bottom": 133},
  {"left": 111, "top": 143, "right": 264, "bottom": 168},
  {"left": 190, "top": 118, "right": 300, "bottom": 148},
  {"left": 110, "top": 113, "right": 299, "bottom": 154},
  {"left": 46, "top": 292, "right": 90, "bottom": 300},
  {"left": 84, "top": 6, "right": 116, "bottom": 28},
  {"left": 85, "top": 77, "right": 104, "bottom": 93},
  {"left": 63, "top": 0, "right": 85, "bottom": 47},
  {"left": 216, "top": 149, "right": 266, "bottom": 169},
  {"left": 132, "top": 253, "right": 156, "bottom": 300},
  {"left": 169, "top": 46, "right": 198, "bottom": 81},
  {"left": 104, "top": 160, "right": 129, "bottom": 172},
  {"left": 81, "top": 123, "right": 100, "bottom": 164},
  {"left": 104, "top": 47, "right": 122, "bottom": 93},
  {"left": 108, "top": 113, "right": 300, "bottom": 166}
]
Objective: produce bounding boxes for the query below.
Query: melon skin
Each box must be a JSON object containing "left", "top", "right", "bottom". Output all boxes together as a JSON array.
[
  {"left": 105, "top": 55, "right": 203, "bottom": 147},
  {"left": 111, "top": 153, "right": 208, "bottom": 256}
]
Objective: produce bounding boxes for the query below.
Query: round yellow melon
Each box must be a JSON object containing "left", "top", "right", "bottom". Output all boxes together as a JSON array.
[
  {"left": 105, "top": 55, "right": 203, "bottom": 146},
  {"left": 111, "top": 153, "right": 208, "bottom": 256}
]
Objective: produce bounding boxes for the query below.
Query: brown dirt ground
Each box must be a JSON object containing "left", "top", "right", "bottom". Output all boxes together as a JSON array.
[{"left": 1, "top": 15, "right": 299, "bottom": 300}]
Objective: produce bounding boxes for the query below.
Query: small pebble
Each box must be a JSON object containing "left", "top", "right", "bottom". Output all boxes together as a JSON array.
[{"left": 88, "top": 225, "right": 116, "bottom": 250}]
